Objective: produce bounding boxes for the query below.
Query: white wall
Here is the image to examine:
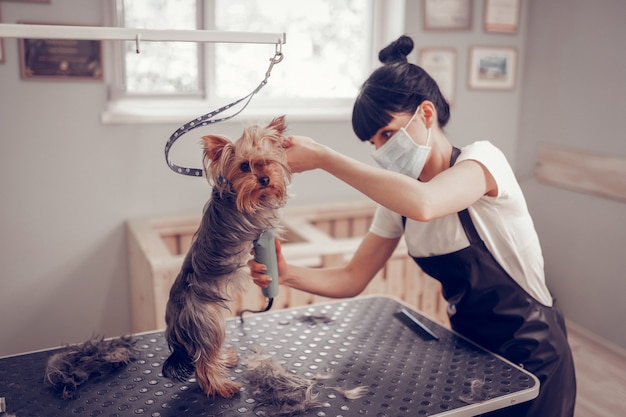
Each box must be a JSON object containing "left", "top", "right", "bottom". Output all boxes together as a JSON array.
[
  {"left": 13, "top": 0, "right": 616, "bottom": 357},
  {"left": 517, "top": 0, "right": 626, "bottom": 348}
]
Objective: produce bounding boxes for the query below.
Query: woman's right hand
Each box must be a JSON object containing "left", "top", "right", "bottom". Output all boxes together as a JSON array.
[{"left": 248, "top": 239, "right": 287, "bottom": 289}]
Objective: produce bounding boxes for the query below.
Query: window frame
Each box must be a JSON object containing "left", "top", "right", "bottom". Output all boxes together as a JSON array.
[{"left": 102, "top": 0, "right": 405, "bottom": 125}]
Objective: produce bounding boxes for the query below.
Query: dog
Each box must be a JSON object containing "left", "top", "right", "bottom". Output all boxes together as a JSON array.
[{"left": 162, "top": 115, "right": 291, "bottom": 398}]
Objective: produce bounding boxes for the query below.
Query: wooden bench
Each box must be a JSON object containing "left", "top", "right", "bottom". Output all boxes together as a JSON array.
[{"left": 126, "top": 200, "right": 449, "bottom": 332}]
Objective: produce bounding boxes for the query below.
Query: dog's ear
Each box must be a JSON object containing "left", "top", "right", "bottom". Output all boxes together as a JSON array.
[
  {"left": 202, "top": 135, "right": 232, "bottom": 162},
  {"left": 267, "top": 115, "right": 287, "bottom": 135}
]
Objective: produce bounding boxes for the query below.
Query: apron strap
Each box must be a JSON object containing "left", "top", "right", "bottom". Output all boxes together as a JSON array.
[
  {"left": 452, "top": 147, "right": 485, "bottom": 246},
  {"left": 457, "top": 206, "right": 483, "bottom": 245},
  {"left": 450, "top": 146, "right": 461, "bottom": 166}
]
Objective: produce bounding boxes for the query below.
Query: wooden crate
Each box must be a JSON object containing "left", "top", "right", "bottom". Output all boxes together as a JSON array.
[{"left": 126, "top": 200, "right": 449, "bottom": 332}]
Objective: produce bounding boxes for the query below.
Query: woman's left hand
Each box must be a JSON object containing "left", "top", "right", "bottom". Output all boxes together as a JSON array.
[{"left": 283, "top": 135, "right": 331, "bottom": 173}]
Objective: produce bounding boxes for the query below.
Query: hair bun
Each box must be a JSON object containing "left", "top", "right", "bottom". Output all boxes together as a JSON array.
[{"left": 378, "top": 35, "right": 414, "bottom": 65}]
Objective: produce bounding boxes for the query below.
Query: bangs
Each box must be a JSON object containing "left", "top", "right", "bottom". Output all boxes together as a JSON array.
[
  {"left": 351, "top": 64, "right": 416, "bottom": 141},
  {"left": 352, "top": 90, "right": 393, "bottom": 142}
]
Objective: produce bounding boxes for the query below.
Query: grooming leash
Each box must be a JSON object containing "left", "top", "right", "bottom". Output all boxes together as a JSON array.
[{"left": 165, "top": 42, "right": 284, "bottom": 177}]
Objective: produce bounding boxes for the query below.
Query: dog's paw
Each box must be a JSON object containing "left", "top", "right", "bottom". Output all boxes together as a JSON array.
[{"left": 213, "top": 380, "right": 242, "bottom": 398}]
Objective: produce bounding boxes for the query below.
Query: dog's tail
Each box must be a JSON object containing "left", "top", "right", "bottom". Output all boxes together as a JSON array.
[{"left": 162, "top": 347, "right": 195, "bottom": 382}]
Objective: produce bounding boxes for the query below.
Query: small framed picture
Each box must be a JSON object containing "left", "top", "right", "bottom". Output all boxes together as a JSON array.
[
  {"left": 423, "top": 0, "right": 473, "bottom": 31},
  {"left": 484, "top": 0, "right": 520, "bottom": 33},
  {"left": 0, "top": 5, "right": 5, "bottom": 64},
  {"left": 468, "top": 46, "right": 517, "bottom": 90},
  {"left": 18, "top": 22, "right": 103, "bottom": 81},
  {"left": 419, "top": 48, "right": 457, "bottom": 105}
]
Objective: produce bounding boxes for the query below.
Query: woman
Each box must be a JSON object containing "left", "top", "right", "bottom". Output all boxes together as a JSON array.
[{"left": 250, "top": 35, "right": 576, "bottom": 417}]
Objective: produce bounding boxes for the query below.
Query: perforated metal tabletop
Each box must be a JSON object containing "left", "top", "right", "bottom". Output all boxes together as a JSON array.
[{"left": 0, "top": 296, "right": 538, "bottom": 416}]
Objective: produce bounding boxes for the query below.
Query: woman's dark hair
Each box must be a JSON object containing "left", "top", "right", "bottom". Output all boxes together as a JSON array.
[{"left": 352, "top": 35, "right": 451, "bottom": 141}]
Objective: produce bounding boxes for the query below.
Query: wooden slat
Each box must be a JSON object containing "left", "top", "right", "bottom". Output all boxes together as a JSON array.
[
  {"left": 178, "top": 234, "right": 194, "bottom": 254},
  {"left": 287, "top": 287, "right": 314, "bottom": 306},
  {"left": 151, "top": 266, "right": 182, "bottom": 330},
  {"left": 363, "top": 270, "right": 387, "bottom": 296},
  {"left": 332, "top": 218, "right": 351, "bottom": 238},
  {"left": 404, "top": 259, "right": 424, "bottom": 315},
  {"left": 160, "top": 235, "right": 179, "bottom": 255},
  {"left": 150, "top": 214, "right": 200, "bottom": 235},
  {"left": 283, "top": 200, "right": 376, "bottom": 220},
  {"left": 312, "top": 220, "right": 333, "bottom": 236},
  {"left": 352, "top": 216, "right": 372, "bottom": 235},
  {"left": 126, "top": 221, "right": 159, "bottom": 332},
  {"left": 236, "top": 279, "right": 267, "bottom": 313},
  {"left": 385, "top": 258, "right": 406, "bottom": 301},
  {"left": 420, "top": 274, "right": 446, "bottom": 325},
  {"left": 535, "top": 144, "right": 626, "bottom": 202},
  {"left": 281, "top": 217, "right": 334, "bottom": 244},
  {"left": 272, "top": 285, "right": 291, "bottom": 310}
]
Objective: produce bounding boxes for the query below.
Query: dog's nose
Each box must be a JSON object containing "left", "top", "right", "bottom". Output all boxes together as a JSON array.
[{"left": 258, "top": 176, "right": 270, "bottom": 187}]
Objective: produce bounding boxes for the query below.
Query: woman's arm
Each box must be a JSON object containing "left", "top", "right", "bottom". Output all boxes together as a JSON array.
[
  {"left": 285, "top": 136, "right": 496, "bottom": 222},
  {"left": 250, "top": 232, "right": 401, "bottom": 299}
]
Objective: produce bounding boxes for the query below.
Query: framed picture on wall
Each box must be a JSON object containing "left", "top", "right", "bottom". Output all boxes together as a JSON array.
[
  {"left": 18, "top": 22, "right": 103, "bottom": 80},
  {"left": 423, "top": 0, "right": 473, "bottom": 31},
  {"left": 484, "top": 0, "right": 520, "bottom": 33},
  {"left": 419, "top": 48, "right": 457, "bottom": 105},
  {"left": 468, "top": 46, "right": 517, "bottom": 90},
  {"left": 0, "top": 5, "right": 5, "bottom": 64}
]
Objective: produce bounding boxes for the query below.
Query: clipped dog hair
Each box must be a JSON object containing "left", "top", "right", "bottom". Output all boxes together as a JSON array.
[
  {"left": 243, "top": 349, "right": 368, "bottom": 416},
  {"left": 44, "top": 335, "right": 137, "bottom": 399}
]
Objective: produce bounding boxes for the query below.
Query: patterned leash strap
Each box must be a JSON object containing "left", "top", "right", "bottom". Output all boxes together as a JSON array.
[{"left": 165, "top": 43, "right": 284, "bottom": 177}]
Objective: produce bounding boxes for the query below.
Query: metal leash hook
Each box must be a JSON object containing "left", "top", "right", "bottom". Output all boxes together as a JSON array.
[{"left": 264, "top": 39, "right": 284, "bottom": 82}]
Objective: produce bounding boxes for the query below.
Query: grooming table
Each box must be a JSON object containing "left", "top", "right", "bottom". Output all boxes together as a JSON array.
[{"left": 0, "top": 296, "right": 538, "bottom": 416}]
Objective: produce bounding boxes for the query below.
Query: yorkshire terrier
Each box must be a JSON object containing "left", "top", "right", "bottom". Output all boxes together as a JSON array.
[{"left": 162, "top": 115, "right": 291, "bottom": 398}]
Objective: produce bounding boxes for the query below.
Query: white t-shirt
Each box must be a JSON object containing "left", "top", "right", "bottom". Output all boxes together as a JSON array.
[{"left": 369, "top": 141, "right": 553, "bottom": 306}]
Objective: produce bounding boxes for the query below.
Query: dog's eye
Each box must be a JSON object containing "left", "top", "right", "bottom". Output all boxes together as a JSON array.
[{"left": 240, "top": 162, "right": 251, "bottom": 172}]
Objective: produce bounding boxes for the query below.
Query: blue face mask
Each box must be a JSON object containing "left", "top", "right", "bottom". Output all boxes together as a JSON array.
[{"left": 371, "top": 108, "right": 432, "bottom": 179}]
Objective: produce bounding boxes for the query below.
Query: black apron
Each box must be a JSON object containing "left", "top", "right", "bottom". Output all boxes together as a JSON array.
[{"left": 404, "top": 147, "right": 576, "bottom": 417}]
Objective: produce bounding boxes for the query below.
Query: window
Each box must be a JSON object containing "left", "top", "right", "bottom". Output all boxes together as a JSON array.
[
  {"left": 105, "top": 0, "right": 402, "bottom": 123},
  {"left": 121, "top": 0, "right": 200, "bottom": 95},
  {"left": 213, "top": 0, "right": 371, "bottom": 101}
]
